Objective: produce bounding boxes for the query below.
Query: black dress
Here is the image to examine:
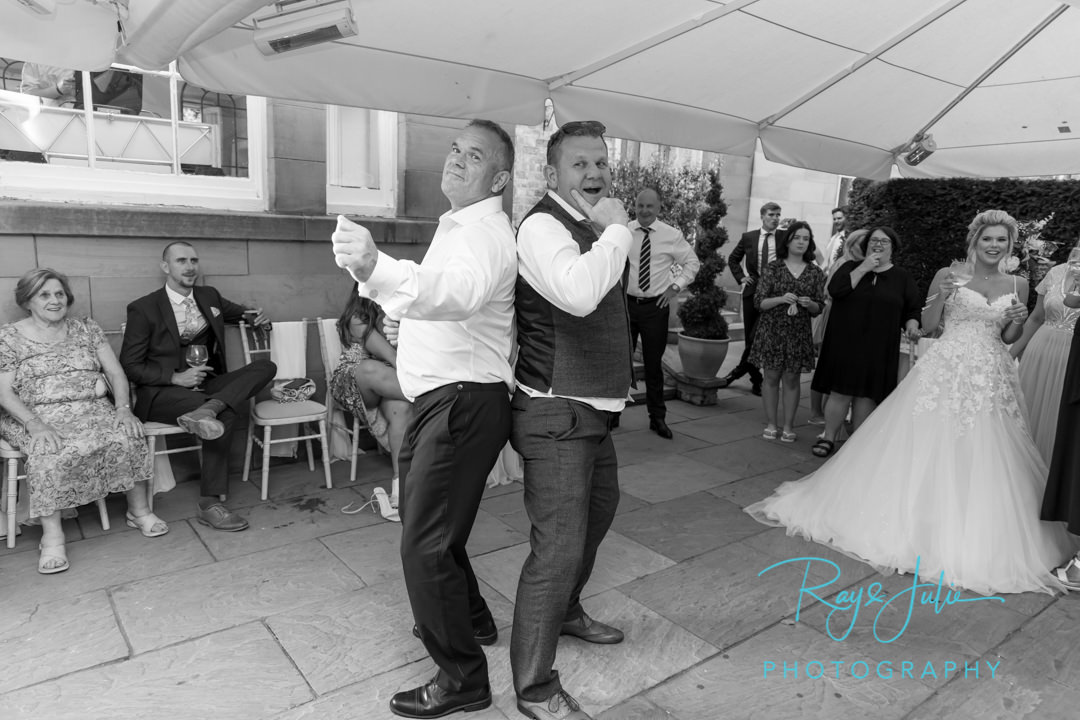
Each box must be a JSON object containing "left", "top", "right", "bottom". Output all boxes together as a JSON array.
[
  {"left": 748, "top": 259, "right": 826, "bottom": 373},
  {"left": 1041, "top": 327, "right": 1080, "bottom": 534},
  {"left": 811, "top": 261, "right": 922, "bottom": 403}
]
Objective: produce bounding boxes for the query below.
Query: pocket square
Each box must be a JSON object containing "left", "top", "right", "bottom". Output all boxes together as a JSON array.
[{"left": 211, "top": 307, "right": 221, "bottom": 317}]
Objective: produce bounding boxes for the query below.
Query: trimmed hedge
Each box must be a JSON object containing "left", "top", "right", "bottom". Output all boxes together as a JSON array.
[{"left": 846, "top": 177, "right": 1080, "bottom": 296}]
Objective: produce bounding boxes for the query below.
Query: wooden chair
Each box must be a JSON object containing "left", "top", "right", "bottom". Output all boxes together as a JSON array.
[
  {"left": 2, "top": 438, "right": 109, "bottom": 549},
  {"left": 239, "top": 320, "right": 332, "bottom": 500},
  {"left": 316, "top": 317, "right": 373, "bottom": 485}
]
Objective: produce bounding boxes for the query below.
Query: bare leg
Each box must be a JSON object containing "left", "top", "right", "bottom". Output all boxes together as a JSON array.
[
  {"left": 810, "top": 389, "right": 826, "bottom": 420},
  {"left": 762, "top": 369, "right": 782, "bottom": 430},
  {"left": 850, "top": 396, "right": 878, "bottom": 433},
  {"left": 781, "top": 372, "right": 801, "bottom": 434},
  {"left": 124, "top": 482, "right": 168, "bottom": 534},
  {"left": 351, "top": 359, "right": 408, "bottom": 406},
  {"left": 38, "top": 511, "right": 67, "bottom": 571},
  {"left": 381, "top": 398, "right": 412, "bottom": 481},
  {"left": 823, "top": 392, "right": 851, "bottom": 443}
]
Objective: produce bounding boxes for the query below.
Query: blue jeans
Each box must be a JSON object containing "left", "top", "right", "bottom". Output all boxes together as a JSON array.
[{"left": 509, "top": 390, "right": 620, "bottom": 702}]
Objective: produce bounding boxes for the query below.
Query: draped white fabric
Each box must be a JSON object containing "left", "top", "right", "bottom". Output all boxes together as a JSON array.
[{"left": 3, "top": 0, "right": 1080, "bottom": 178}]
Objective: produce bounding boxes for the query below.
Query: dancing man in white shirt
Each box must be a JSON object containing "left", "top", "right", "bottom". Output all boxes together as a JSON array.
[
  {"left": 510, "top": 120, "right": 633, "bottom": 720},
  {"left": 331, "top": 119, "right": 517, "bottom": 719}
]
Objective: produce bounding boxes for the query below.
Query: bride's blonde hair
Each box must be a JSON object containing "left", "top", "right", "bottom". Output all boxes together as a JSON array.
[{"left": 965, "top": 209, "right": 1018, "bottom": 272}]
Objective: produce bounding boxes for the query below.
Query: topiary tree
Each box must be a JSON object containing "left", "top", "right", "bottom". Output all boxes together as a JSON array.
[
  {"left": 677, "top": 169, "right": 730, "bottom": 339},
  {"left": 611, "top": 158, "right": 715, "bottom": 238}
]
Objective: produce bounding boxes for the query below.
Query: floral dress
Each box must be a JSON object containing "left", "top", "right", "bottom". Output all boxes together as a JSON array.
[
  {"left": 748, "top": 259, "right": 826, "bottom": 373},
  {"left": 328, "top": 343, "right": 390, "bottom": 451},
  {"left": 0, "top": 318, "right": 151, "bottom": 518}
]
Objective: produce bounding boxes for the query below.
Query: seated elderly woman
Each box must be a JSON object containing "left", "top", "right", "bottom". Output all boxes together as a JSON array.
[{"left": 0, "top": 269, "right": 166, "bottom": 574}]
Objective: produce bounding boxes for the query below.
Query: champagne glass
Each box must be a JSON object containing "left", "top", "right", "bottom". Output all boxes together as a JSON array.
[
  {"left": 1068, "top": 247, "right": 1080, "bottom": 270},
  {"left": 185, "top": 344, "right": 209, "bottom": 391},
  {"left": 948, "top": 260, "right": 974, "bottom": 288}
]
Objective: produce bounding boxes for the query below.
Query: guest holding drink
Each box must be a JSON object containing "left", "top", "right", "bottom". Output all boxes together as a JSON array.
[
  {"left": 1012, "top": 240, "right": 1080, "bottom": 463},
  {"left": 748, "top": 210, "right": 1075, "bottom": 596},
  {"left": 748, "top": 222, "right": 825, "bottom": 443},
  {"left": 809, "top": 227, "right": 921, "bottom": 457}
]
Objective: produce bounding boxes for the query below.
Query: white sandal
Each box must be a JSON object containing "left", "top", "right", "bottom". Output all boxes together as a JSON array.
[
  {"left": 1053, "top": 555, "right": 1080, "bottom": 590},
  {"left": 126, "top": 511, "right": 169, "bottom": 538},
  {"left": 373, "top": 487, "right": 400, "bottom": 523},
  {"left": 38, "top": 541, "right": 69, "bottom": 574}
]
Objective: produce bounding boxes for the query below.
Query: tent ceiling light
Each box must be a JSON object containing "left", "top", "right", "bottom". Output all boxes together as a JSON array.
[{"left": 253, "top": 0, "right": 357, "bottom": 56}]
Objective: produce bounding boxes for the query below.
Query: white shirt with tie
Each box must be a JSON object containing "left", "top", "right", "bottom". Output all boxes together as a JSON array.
[
  {"left": 627, "top": 219, "right": 700, "bottom": 298},
  {"left": 757, "top": 229, "right": 778, "bottom": 267},
  {"left": 165, "top": 284, "right": 206, "bottom": 338}
]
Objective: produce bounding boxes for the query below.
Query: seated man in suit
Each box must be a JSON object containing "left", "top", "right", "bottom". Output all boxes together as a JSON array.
[{"left": 120, "top": 242, "right": 276, "bottom": 531}]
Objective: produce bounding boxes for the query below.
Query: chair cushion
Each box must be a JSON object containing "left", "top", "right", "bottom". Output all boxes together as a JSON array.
[{"left": 253, "top": 399, "right": 326, "bottom": 420}]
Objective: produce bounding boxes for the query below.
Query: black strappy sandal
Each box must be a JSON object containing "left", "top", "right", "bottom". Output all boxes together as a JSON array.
[{"left": 811, "top": 439, "right": 836, "bottom": 458}]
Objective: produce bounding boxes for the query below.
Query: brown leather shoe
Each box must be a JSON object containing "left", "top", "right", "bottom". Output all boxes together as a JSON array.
[
  {"left": 177, "top": 408, "right": 225, "bottom": 440},
  {"left": 559, "top": 613, "right": 623, "bottom": 644},
  {"left": 518, "top": 690, "right": 593, "bottom": 720},
  {"left": 196, "top": 503, "right": 249, "bottom": 532},
  {"left": 389, "top": 679, "right": 491, "bottom": 718}
]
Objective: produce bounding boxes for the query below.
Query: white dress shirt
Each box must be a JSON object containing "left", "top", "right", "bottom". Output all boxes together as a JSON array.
[
  {"left": 165, "top": 284, "right": 207, "bottom": 336},
  {"left": 358, "top": 195, "right": 517, "bottom": 401},
  {"left": 758, "top": 230, "right": 778, "bottom": 266},
  {"left": 516, "top": 190, "right": 632, "bottom": 411},
  {"left": 627, "top": 219, "right": 700, "bottom": 298}
]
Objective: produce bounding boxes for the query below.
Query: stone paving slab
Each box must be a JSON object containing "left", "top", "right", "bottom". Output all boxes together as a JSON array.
[
  {"left": 613, "top": 427, "right": 712, "bottom": 467},
  {"left": 617, "top": 454, "right": 741, "bottom": 504},
  {"left": 112, "top": 539, "right": 364, "bottom": 653},
  {"left": 0, "top": 590, "right": 128, "bottom": 694},
  {"left": 0, "top": 623, "right": 312, "bottom": 720},
  {"left": 684, "top": 435, "right": 809, "bottom": 476}
]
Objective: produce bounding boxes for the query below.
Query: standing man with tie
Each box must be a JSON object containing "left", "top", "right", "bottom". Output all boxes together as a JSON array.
[
  {"left": 719, "top": 201, "right": 785, "bottom": 395},
  {"left": 121, "top": 242, "right": 277, "bottom": 531},
  {"left": 627, "top": 188, "right": 699, "bottom": 439}
]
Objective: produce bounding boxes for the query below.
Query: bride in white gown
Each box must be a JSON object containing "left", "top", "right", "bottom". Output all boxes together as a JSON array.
[{"left": 746, "top": 210, "right": 1076, "bottom": 596}]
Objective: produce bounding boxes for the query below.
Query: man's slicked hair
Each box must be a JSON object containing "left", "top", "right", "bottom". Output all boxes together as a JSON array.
[{"left": 162, "top": 241, "right": 196, "bottom": 261}]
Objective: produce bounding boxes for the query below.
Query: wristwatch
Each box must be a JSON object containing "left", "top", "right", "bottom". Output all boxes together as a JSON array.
[{"left": 670, "top": 283, "right": 681, "bottom": 293}]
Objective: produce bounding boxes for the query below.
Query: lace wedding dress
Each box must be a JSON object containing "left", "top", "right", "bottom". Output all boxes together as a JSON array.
[{"left": 747, "top": 286, "right": 1077, "bottom": 595}]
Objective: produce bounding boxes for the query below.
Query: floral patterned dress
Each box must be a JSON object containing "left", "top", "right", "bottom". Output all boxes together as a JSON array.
[
  {"left": 747, "top": 286, "right": 1077, "bottom": 595},
  {"left": 328, "top": 343, "right": 390, "bottom": 451},
  {"left": 748, "top": 259, "right": 826, "bottom": 373},
  {"left": 0, "top": 318, "right": 151, "bottom": 518}
]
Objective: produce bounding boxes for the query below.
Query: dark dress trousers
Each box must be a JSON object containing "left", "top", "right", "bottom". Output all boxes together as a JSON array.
[
  {"left": 727, "top": 228, "right": 786, "bottom": 383},
  {"left": 120, "top": 286, "right": 275, "bottom": 496}
]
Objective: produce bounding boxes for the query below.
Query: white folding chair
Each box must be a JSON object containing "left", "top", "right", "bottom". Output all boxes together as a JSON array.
[
  {"left": 316, "top": 317, "right": 371, "bottom": 485},
  {"left": 2, "top": 438, "right": 110, "bottom": 549},
  {"left": 239, "top": 320, "right": 332, "bottom": 500}
]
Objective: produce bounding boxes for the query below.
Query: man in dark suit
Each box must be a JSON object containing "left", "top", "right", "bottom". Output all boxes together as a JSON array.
[
  {"left": 120, "top": 242, "right": 276, "bottom": 531},
  {"left": 720, "top": 201, "right": 785, "bottom": 395}
]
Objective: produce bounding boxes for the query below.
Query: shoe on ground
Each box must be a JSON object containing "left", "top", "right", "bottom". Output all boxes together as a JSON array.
[
  {"left": 808, "top": 416, "right": 826, "bottom": 426},
  {"left": 716, "top": 372, "right": 738, "bottom": 389},
  {"left": 518, "top": 690, "right": 593, "bottom": 720},
  {"left": 176, "top": 408, "right": 225, "bottom": 440},
  {"left": 125, "top": 510, "right": 169, "bottom": 537},
  {"left": 374, "top": 487, "right": 400, "bottom": 522},
  {"left": 38, "top": 541, "right": 69, "bottom": 574},
  {"left": 559, "top": 613, "right": 623, "bottom": 644},
  {"left": 411, "top": 615, "right": 497, "bottom": 646},
  {"left": 751, "top": 382, "right": 762, "bottom": 396},
  {"left": 196, "top": 502, "right": 249, "bottom": 532},
  {"left": 388, "top": 678, "right": 491, "bottom": 718},
  {"left": 649, "top": 417, "right": 673, "bottom": 439},
  {"left": 1054, "top": 555, "right": 1080, "bottom": 591}
]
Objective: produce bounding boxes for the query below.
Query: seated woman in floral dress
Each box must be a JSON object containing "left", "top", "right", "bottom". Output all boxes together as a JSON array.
[
  {"left": 0, "top": 269, "right": 166, "bottom": 574},
  {"left": 329, "top": 288, "right": 412, "bottom": 519}
]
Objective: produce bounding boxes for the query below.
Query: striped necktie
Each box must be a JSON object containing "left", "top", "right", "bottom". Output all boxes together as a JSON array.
[{"left": 639, "top": 227, "right": 652, "bottom": 293}]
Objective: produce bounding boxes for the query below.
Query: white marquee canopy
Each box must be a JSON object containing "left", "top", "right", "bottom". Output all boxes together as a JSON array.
[{"left": 3, "top": 0, "right": 1080, "bottom": 180}]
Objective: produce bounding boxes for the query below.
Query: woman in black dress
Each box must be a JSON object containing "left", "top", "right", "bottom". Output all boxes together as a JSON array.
[
  {"left": 1042, "top": 287, "right": 1080, "bottom": 588},
  {"left": 810, "top": 227, "right": 922, "bottom": 457},
  {"left": 749, "top": 221, "right": 825, "bottom": 443}
]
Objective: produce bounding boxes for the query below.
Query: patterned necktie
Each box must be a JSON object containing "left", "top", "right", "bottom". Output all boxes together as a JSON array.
[
  {"left": 181, "top": 297, "right": 197, "bottom": 340},
  {"left": 760, "top": 231, "right": 771, "bottom": 266},
  {"left": 639, "top": 227, "right": 652, "bottom": 293}
]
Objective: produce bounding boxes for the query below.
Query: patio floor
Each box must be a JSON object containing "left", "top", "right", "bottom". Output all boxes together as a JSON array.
[{"left": 1, "top": 347, "right": 1078, "bottom": 720}]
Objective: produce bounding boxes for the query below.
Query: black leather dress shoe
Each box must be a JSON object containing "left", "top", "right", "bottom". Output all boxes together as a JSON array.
[
  {"left": 751, "top": 383, "right": 762, "bottom": 397},
  {"left": 412, "top": 616, "right": 497, "bottom": 646},
  {"left": 559, "top": 613, "right": 624, "bottom": 644},
  {"left": 389, "top": 679, "right": 491, "bottom": 718},
  {"left": 717, "top": 372, "right": 738, "bottom": 389},
  {"left": 649, "top": 417, "right": 673, "bottom": 439}
]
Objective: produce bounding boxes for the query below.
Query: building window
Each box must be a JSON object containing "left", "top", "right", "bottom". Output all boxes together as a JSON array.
[
  {"left": 0, "top": 58, "right": 266, "bottom": 211},
  {"left": 836, "top": 176, "right": 856, "bottom": 208},
  {"left": 326, "top": 106, "right": 398, "bottom": 217}
]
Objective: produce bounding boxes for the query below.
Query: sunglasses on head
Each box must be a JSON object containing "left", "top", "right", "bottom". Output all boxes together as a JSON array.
[{"left": 558, "top": 120, "right": 607, "bottom": 135}]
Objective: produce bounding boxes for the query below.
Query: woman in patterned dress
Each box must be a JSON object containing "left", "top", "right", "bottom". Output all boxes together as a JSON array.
[
  {"left": 0, "top": 269, "right": 166, "bottom": 574},
  {"left": 748, "top": 221, "right": 826, "bottom": 443},
  {"left": 1012, "top": 237, "right": 1080, "bottom": 463},
  {"left": 329, "top": 288, "right": 411, "bottom": 513}
]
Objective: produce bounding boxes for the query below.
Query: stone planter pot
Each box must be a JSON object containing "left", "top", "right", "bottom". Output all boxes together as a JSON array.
[{"left": 677, "top": 333, "right": 730, "bottom": 380}]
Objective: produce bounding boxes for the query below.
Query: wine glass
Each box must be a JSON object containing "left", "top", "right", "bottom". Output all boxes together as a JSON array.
[
  {"left": 1068, "top": 247, "right": 1080, "bottom": 270},
  {"left": 184, "top": 344, "right": 209, "bottom": 391},
  {"left": 948, "top": 260, "right": 974, "bottom": 288}
]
